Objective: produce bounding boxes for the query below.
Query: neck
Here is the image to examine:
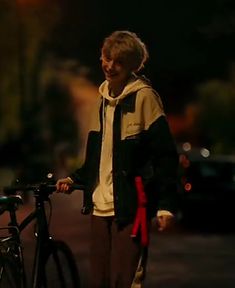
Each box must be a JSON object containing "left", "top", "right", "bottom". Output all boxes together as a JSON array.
[
  {"left": 109, "top": 84, "right": 125, "bottom": 97},
  {"left": 109, "top": 75, "right": 133, "bottom": 97}
]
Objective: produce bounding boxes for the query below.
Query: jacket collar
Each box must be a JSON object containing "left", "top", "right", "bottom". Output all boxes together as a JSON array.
[{"left": 103, "top": 92, "right": 136, "bottom": 113}]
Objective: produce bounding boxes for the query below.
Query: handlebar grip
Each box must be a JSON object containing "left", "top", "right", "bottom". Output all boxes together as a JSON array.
[
  {"left": 3, "top": 183, "right": 85, "bottom": 195},
  {"left": 47, "top": 184, "right": 85, "bottom": 191}
]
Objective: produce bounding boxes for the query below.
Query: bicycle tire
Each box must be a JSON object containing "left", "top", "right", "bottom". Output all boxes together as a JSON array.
[
  {"left": 0, "top": 255, "right": 22, "bottom": 288},
  {"left": 41, "top": 240, "right": 81, "bottom": 288}
]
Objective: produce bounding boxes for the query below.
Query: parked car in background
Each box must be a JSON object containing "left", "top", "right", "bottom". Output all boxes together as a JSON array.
[{"left": 178, "top": 143, "right": 235, "bottom": 232}]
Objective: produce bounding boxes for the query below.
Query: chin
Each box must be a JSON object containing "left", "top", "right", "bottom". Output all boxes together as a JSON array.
[{"left": 106, "top": 76, "right": 117, "bottom": 83}]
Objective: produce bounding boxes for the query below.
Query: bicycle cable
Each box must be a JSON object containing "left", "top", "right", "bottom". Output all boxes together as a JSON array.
[{"left": 47, "top": 198, "right": 52, "bottom": 230}]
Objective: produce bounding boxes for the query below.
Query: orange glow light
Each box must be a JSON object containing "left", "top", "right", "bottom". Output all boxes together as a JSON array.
[{"left": 184, "top": 183, "right": 192, "bottom": 192}]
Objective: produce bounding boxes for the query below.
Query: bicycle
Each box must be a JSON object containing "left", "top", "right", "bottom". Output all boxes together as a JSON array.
[{"left": 0, "top": 180, "right": 84, "bottom": 288}]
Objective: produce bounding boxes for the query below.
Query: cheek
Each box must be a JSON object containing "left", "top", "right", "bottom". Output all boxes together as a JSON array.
[
  {"left": 120, "top": 69, "right": 132, "bottom": 79},
  {"left": 101, "top": 62, "right": 106, "bottom": 71}
]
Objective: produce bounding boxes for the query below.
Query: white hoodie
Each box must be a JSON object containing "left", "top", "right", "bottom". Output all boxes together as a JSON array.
[{"left": 92, "top": 76, "right": 165, "bottom": 216}]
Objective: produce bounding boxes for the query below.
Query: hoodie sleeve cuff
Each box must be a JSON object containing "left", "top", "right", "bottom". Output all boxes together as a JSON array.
[
  {"left": 157, "top": 210, "right": 174, "bottom": 217},
  {"left": 66, "top": 177, "right": 74, "bottom": 184}
]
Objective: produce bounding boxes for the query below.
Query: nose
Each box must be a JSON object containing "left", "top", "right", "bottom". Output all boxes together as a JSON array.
[{"left": 106, "top": 60, "right": 114, "bottom": 70}]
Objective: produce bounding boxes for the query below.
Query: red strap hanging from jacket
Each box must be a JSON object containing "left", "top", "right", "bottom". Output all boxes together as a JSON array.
[{"left": 131, "top": 176, "right": 149, "bottom": 247}]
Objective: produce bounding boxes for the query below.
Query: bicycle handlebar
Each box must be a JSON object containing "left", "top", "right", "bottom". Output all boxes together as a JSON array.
[{"left": 3, "top": 183, "right": 85, "bottom": 195}]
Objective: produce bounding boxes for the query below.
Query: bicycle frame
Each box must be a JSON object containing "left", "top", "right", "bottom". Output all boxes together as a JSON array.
[
  {"left": 1, "top": 182, "right": 84, "bottom": 288},
  {"left": 18, "top": 194, "right": 52, "bottom": 288}
]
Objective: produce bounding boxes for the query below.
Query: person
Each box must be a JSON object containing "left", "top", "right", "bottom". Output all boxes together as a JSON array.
[{"left": 56, "top": 30, "right": 179, "bottom": 288}]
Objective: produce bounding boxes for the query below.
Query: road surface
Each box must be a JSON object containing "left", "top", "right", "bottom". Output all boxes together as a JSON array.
[{"left": 1, "top": 191, "right": 235, "bottom": 287}]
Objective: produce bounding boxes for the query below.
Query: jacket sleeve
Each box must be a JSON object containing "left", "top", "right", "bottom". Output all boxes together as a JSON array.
[
  {"left": 68, "top": 96, "right": 103, "bottom": 186},
  {"left": 69, "top": 165, "right": 87, "bottom": 185},
  {"left": 146, "top": 115, "right": 179, "bottom": 214},
  {"left": 137, "top": 89, "right": 179, "bottom": 214}
]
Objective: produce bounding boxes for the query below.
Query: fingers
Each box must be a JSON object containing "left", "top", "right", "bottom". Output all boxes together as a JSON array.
[
  {"left": 56, "top": 178, "right": 72, "bottom": 194},
  {"left": 156, "top": 215, "right": 165, "bottom": 231},
  {"left": 156, "top": 215, "right": 175, "bottom": 232},
  {"left": 60, "top": 183, "right": 70, "bottom": 193}
]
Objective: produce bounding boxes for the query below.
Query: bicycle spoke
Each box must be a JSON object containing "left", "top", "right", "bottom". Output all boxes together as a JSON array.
[
  {"left": 0, "top": 257, "right": 20, "bottom": 288},
  {"left": 42, "top": 240, "right": 80, "bottom": 288}
]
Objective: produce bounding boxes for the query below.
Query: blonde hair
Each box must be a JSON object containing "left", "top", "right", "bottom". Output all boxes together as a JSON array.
[{"left": 101, "top": 30, "right": 149, "bottom": 72}]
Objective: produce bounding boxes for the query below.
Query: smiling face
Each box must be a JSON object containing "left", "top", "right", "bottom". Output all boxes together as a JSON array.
[
  {"left": 101, "top": 54, "right": 133, "bottom": 87},
  {"left": 101, "top": 31, "right": 149, "bottom": 93}
]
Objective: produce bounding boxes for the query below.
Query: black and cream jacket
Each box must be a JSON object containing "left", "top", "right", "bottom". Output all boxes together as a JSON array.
[{"left": 70, "top": 76, "right": 179, "bottom": 225}]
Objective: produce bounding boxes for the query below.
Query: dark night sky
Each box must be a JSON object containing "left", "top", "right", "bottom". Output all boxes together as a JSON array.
[{"left": 48, "top": 0, "right": 235, "bottom": 112}]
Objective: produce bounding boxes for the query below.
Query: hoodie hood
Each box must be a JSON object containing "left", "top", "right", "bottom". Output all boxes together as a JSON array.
[{"left": 98, "top": 75, "right": 151, "bottom": 105}]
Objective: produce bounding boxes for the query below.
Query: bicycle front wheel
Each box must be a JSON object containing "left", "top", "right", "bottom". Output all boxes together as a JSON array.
[
  {"left": 42, "top": 240, "right": 80, "bottom": 288},
  {"left": 0, "top": 255, "right": 22, "bottom": 288}
]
